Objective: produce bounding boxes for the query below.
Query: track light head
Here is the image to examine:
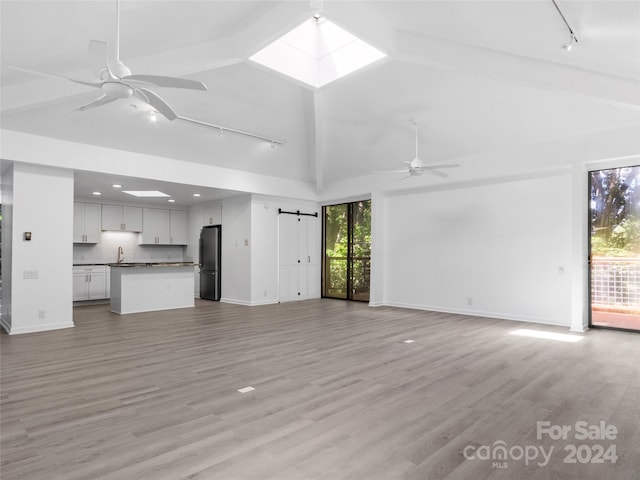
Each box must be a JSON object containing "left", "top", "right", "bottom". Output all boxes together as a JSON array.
[{"left": 561, "top": 33, "right": 577, "bottom": 51}]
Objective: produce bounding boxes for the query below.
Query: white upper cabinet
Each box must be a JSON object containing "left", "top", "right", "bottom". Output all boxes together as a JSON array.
[
  {"left": 170, "top": 210, "right": 188, "bottom": 245},
  {"left": 202, "top": 203, "right": 222, "bottom": 226},
  {"left": 73, "top": 202, "right": 101, "bottom": 243},
  {"left": 139, "top": 208, "right": 171, "bottom": 245},
  {"left": 102, "top": 205, "right": 143, "bottom": 232},
  {"left": 139, "top": 208, "right": 187, "bottom": 245},
  {"left": 122, "top": 206, "right": 143, "bottom": 232}
]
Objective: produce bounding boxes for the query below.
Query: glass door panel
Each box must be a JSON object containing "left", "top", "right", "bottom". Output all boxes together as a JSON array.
[
  {"left": 589, "top": 166, "right": 640, "bottom": 331},
  {"left": 323, "top": 200, "right": 371, "bottom": 301},
  {"left": 324, "top": 204, "right": 349, "bottom": 299},
  {"left": 350, "top": 201, "right": 371, "bottom": 302}
]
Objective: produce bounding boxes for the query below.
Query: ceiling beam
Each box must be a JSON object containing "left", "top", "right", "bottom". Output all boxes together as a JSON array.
[{"left": 396, "top": 30, "right": 640, "bottom": 112}]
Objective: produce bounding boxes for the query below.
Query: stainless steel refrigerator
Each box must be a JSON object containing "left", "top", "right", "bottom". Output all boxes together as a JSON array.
[{"left": 199, "top": 225, "right": 221, "bottom": 301}]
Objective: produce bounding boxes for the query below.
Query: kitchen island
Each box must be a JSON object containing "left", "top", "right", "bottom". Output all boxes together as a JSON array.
[{"left": 110, "top": 263, "right": 196, "bottom": 315}]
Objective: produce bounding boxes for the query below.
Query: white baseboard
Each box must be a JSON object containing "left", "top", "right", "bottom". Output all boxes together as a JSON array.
[
  {"left": 249, "top": 299, "right": 279, "bottom": 306},
  {"left": 220, "top": 297, "right": 252, "bottom": 306},
  {"left": 381, "top": 301, "right": 570, "bottom": 328},
  {"left": 5, "top": 320, "right": 75, "bottom": 335},
  {"left": 220, "top": 297, "right": 280, "bottom": 307}
]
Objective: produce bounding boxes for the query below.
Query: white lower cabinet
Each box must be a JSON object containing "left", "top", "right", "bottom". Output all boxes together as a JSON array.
[{"left": 73, "top": 266, "right": 107, "bottom": 301}]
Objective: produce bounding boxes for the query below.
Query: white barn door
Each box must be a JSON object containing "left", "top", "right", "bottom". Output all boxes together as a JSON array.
[{"left": 278, "top": 213, "right": 319, "bottom": 302}]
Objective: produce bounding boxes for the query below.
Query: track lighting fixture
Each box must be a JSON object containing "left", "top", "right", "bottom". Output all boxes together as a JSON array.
[
  {"left": 551, "top": 0, "right": 579, "bottom": 51},
  {"left": 129, "top": 104, "right": 284, "bottom": 146},
  {"left": 561, "top": 33, "right": 577, "bottom": 51}
]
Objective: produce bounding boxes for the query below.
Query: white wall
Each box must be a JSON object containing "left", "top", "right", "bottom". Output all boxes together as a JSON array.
[
  {"left": 220, "top": 195, "right": 252, "bottom": 305},
  {"left": 381, "top": 173, "right": 573, "bottom": 326},
  {"left": 2, "top": 163, "right": 74, "bottom": 334}
]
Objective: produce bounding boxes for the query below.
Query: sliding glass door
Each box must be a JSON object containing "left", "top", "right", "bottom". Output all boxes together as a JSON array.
[
  {"left": 589, "top": 166, "right": 640, "bottom": 331},
  {"left": 323, "top": 200, "right": 371, "bottom": 301}
]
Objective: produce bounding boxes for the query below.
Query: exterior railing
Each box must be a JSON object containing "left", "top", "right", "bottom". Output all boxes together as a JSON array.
[
  {"left": 325, "top": 256, "right": 371, "bottom": 297},
  {"left": 591, "top": 257, "right": 640, "bottom": 310}
]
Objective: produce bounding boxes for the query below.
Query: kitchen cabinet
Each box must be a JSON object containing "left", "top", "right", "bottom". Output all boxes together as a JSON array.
[
  {"left": 73, "top": 265, "right": 107, "bottom": 301},
  {"left": 73, "top": 202, "right": 102, "bottom": 243},
  {"left": 139, "top": 208, "right": 170, "bottom": 244},
  {"left": 170, "top": 210, "right": 188, "bottom": 245},
  {"left": 202, "top": 203, "right": 222, "bottom": 226},
  {"left": 102, "top": 205, "right": 143, "bottom": 232},
  {"left": 139, "top": 208, "right": 187, "bottom": 245}
]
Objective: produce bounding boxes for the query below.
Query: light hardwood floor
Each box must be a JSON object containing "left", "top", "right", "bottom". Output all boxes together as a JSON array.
[{"left": 1, "top": 299, "right": 639, "bottom": 480}]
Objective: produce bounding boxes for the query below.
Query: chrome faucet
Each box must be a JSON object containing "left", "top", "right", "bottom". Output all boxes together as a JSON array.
[{"left": 117, "top": 246, "right": 124, "bottom": 264}]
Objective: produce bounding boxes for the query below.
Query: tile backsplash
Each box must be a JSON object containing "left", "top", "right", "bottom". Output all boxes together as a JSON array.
[{"left": 73, "top": 231, "right": 187, "bottom": 264}]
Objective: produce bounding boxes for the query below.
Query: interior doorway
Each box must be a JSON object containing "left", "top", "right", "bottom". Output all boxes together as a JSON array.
[
  {"left": 322, "top": 200, "right": 371, "bottom": 301},
  {"left": 589, "top": 166, "right": 640, "bottom": 331}
]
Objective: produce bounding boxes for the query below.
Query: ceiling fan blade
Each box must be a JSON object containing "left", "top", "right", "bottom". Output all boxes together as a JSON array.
[
  {"left": 134, "top": 87, "right": 177, "bottom": 120},
  {"left": 426, "top": 170, "right": 449, "bottom": 178},
  {"left": 421, "top": 164, "right": 460, "bottom": 170},
  {"left": 87, "top": 40, "right": 108, "bottom": 79},
  {"left": 75, "top": 94, "right": 118, "bottom": 111},
  {"left": 4, "top": 64, "right": 100, "bottom": 88},
  {"left": 372, "top": 170, "right": 409, "bottom": 174},
  {"left": 124, "top": 74, "right": 207, "bottom": 91}
]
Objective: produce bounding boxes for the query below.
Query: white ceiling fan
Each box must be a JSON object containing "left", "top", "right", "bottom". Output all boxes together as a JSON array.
[
  {"left": 376, "top": 120, "right": 460, "bottom": 178},
  {"left": 7, "top": 0, "right": 207, "bottom": 120}
]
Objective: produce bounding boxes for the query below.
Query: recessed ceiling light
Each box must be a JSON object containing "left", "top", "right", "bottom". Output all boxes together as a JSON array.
[
  {"left": 250, "top": 15, "right": 386, "bottom": 88},
  {"left": 92, "top": 191, "right": 102, "bottom": 196},
  {"left": 122, "top": 190, "right": 170, "bottom": 198},
  {"left": 193, "top": 193, "right": 201, "bottom": 197},
  {"left": 112, "top": 184, "right": 122, "bottom": 188},
  {"left": 168, "top": 199, "right": 176, "bottom": 203}
]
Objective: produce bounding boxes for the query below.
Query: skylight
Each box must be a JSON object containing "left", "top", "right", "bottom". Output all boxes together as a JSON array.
[
  {"left": 249, "top": 15, "right": 386, "bottom": 88},
  {"left": 122, "top": 191, "right": 170, "bottom": 198}
]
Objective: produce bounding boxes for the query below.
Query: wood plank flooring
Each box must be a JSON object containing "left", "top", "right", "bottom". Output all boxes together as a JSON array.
[{"left": 1, "top": 299, "right": 639, "bottom": 479}]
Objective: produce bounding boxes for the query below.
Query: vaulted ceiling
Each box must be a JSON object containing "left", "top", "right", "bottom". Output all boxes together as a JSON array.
[{"left": 1, "top": 1, "right": 638, "bottom": 201}]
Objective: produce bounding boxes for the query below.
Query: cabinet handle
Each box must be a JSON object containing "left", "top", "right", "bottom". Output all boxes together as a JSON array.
[
  {"left": 308, "top": 256, "right": 311, "bottom": 263},
  {"left": 122, "top": 223, "right": 126, "bottom": 230}
]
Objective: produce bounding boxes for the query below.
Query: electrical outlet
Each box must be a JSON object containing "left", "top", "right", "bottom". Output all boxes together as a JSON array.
[
  {"left": 467, "top": 297, "right": 473, "bottom": 306},
  {"left": 23, "top": 270, "right": 39, "bottom": 279},
  {"left": 38, "top": 310, "right": 46, "bottom": 319}
]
